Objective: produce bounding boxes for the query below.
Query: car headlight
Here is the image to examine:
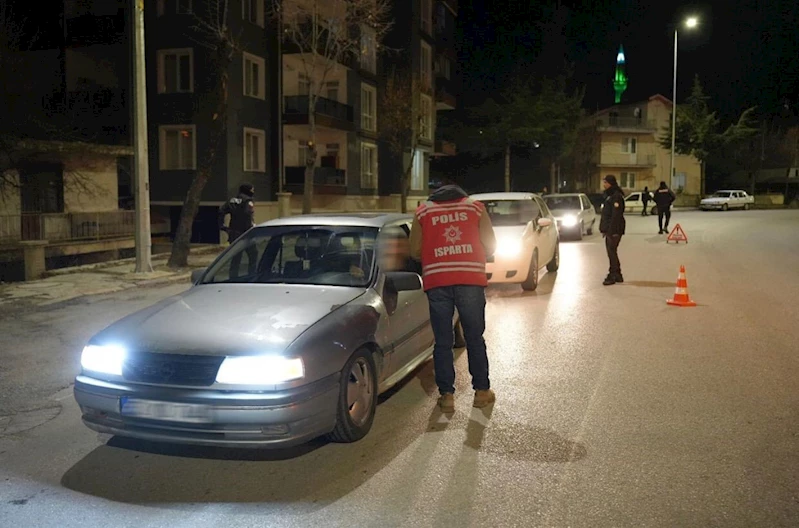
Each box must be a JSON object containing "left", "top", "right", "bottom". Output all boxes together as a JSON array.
[
  {"left": 81, "top": 344, "right": 126, "bottom": 376},
  {"left": 215, "top": 356, "right": 305, "bottom": 385},
  {"left": 495, "top": 237, "right": 522, "bottom": 257},
  {"left": 561, "top": 215, "right": 578, "bottom": 227}
]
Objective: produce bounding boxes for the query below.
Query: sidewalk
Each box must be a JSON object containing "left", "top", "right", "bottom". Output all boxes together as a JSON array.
[{"left": 0, "top": 245, "right": 224, "bottom": 308}]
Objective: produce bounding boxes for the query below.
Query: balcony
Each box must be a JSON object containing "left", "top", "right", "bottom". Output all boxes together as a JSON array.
[
  {"left": 284, "top": 166, "right": 347, "bottom": 191},
  {"left": 0, "top": 211, "right": 135, "bottom": 245},
  {"left": 435, "top": 79, "right": 457, "bottom": 110},
  {"left": 284, "top": 96, "right": 355, "bottom": 131},
  {"left": 598, "top": 154, "right": 657, "bottom": 168},
  {"left": 434, "top": 140, "right": 457, "bottom": 157},
  {"left": 595, "top": 116, "right": 658, "bottom": 133}
]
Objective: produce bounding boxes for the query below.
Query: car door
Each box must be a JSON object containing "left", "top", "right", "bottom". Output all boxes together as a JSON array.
[
  {"left": 625, "top": 192, "right": 641, "bottom": 213},
  {"left": 580, "top": 194, "right": 594, "bottom": 226},
  {"left": 533, "top": 196, "right": 557, "bottom": 264},
  {"left": 378, "top": 222, "right": 434, "bottom": 375}
]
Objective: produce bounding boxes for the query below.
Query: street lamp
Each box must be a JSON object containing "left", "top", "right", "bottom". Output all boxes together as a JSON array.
[{"left": 669, "top": 16, "right": 699, "bottom": 190}]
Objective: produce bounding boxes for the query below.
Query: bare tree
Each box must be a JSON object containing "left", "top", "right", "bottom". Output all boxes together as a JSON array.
[
  {"left": 270, "top": 0, "right": 392, "bottom": 213},
  {"left": 379, "top": 68, "right": 423, "bottom": 213},
  {"left": 167, "top": 0, "right": 238, "bottom": 268}
]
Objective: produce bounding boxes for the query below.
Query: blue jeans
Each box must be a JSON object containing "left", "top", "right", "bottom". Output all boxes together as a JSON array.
[{"left": 426, "top": 285, "right": 490, "bottom": 395}]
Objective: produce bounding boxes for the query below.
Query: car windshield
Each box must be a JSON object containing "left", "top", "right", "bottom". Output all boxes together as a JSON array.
[
  {"left": 481, "top": 199, "right": 539, "bottom": 226},
  {"left": 201, "top": 225, "right": 378, "bottom": 287},
  {"left": 712, "top": 192, "right": 732, "bottom": 197},
  {"left": 543, "top": 196, "right": 581, "bottom": 210}
]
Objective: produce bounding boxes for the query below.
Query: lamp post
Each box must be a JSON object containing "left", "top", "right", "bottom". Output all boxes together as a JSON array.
[{"left": 669, "top": 16, "right": 698, "bottom": 188}]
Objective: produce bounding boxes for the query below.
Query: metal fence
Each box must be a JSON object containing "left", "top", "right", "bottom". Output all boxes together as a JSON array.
[{"left": 0, "top": 211, "right": 135, "bottom": 244}]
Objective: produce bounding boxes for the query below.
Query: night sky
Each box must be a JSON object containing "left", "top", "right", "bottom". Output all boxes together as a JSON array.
[{"left": 458, "top": 0, "right": 799, "bottom": 123}]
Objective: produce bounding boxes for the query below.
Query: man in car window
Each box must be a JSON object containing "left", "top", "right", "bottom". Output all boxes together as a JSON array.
[{"left": 409, "top": 175, "right": 497, "bottom": 413}]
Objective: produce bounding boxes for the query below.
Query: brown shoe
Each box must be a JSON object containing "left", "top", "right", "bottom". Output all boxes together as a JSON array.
[
  {"left": 473, "top": 389, "right": 496, "bottom": 408},
  {"left": 437, "top": 393, "right": 455, "bottom": 413}
]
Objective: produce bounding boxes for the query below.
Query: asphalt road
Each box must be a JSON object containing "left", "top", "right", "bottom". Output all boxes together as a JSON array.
[{"left": 1, "top": 210, "right": 798, "bottom": 527}]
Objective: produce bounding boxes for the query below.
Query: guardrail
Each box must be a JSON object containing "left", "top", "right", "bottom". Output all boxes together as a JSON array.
[{"left": 0, "top": 211, "right": 135, "bottom": 244}]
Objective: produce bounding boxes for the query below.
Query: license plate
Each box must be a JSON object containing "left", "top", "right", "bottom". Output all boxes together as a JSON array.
[{"left": 120, "top": 398, "right": 212, "bottom": 423}]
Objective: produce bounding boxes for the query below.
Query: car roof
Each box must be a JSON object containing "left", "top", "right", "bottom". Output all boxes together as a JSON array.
[
  {"left": 470, "top": 192, "right": 539, "bottom": 201},
  {"left": 542, "top": 193, "right": 584, "bottom": 198},
  {"left": 256, "top": 212, "right": 412, "bottom": 229}
]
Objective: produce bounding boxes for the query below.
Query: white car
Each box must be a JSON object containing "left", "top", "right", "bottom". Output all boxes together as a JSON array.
[
  {"left": 624, "top": 191, "right": 658, "bottom": 215},
  {"left": 700, "top": 190, "right": 754, "bottom": 211},
  {"left": 542, "top": 193, "right": 598, "bottom": 240},
  {"left": 470, "top": 192, "right": 560, "bottom": 291}
]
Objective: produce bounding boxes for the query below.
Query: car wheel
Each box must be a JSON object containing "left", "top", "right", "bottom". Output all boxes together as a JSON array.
[
  {"left": 722, "top": 204, "right": 729, "bottom": 211},
  {"left": 328, "top": 348, "right": 378, "bottom": 443},
  {"left": 575, "top": 225, "right": 583, "bottom": 240},
  {"left": 744, "top": 203, "right": 750, "bottom": 210},
  {"left": 651, "top": 205, "right": 658, "bottom": 215},
  {"left": 587, "top": 220, "right": 594, "bottom": 236},
  {"left": 546, "top": 242, "right": 560, "bottom": 273},
  {"left": 454, "top": 319, "right": 466, "bottom": 349},
  {"left": 521, "top": 250, "right": 539, "bottom": 291}
]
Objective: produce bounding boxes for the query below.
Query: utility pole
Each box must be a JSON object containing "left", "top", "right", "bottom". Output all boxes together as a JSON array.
[{"left": 133, "top": 0, "right": 152, "bottom": 273}]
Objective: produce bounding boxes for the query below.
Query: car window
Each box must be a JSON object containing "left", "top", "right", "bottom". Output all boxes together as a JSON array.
[
  {"left": 202, "top": 225, "right": 379, "bottom": 287},
  {"left": 713, "top": 191, "right": 731, "bottom": 198},
  {"left": 581, "top": 196, "right": 591, "bottom": 210},
  {"left": 377, "top": 224, "right": 414, "bottom": 273},
  {"left": 625, "top": 193, "right": 639, "bottom": 202},
  {"left": 482, "top": 199, "right": 539, "bottom": 226},
  {"left": 543, "top": 195, "right": 580, "bottom": 210}
]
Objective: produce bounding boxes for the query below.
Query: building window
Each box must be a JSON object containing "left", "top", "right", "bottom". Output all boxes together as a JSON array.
[
  {"left": 438, "top": 55, "right": 451, "bottom": 79},
  {"left": 361, "top": 83, "right": 377, "bottom": 132},
  {"left": 177, "top": 0, "right": 192, "bottom": 14},
  {"left": 159, "top": 125, "right": 196, "bottom": 170},
  {"left": 420, "top": 94, "right": 433, "bottom": 140},
  {"left": 622, "top": 137, "right": 637, "bottom": 153},
  {"left": 326, "top": 81, "right": 339, "bottom": 101},
  {"left": 243, "top": 0, "right": 264, "bottom": 27},
  {"left": 157, "top": 48, "right": 193, "bottom": 93},
  {"left": 243, "top": 127, "right": 266, "bottom": 172},
  {"left": 411, "top": 150, "right": 425, "bottom": 191},
  {"left": 672, "top": 171, "right": 686, "bottom": 191},
  {"left": 243, "top": 52, "right": 265, "bottom": 99},
  {"left": 360, "top": 26, "right": 377, "bottom": 74},
  {"left": 436, "top": 3, "right": 446, "bottom": 31},
  {"left": 420, "top": 42, "right": 432, "bottom": 89},
  {"left": 620, "top": 172, "right": 636, "bottom": 188},
  {"left": 421, "top": 0, "right": 432, "bottom": 35},
  {"left": 360, "top": 142, "right": 378, "bottom": 189},
  {"left": 298, "top": 142, "right": 310, "bottom": 167}
]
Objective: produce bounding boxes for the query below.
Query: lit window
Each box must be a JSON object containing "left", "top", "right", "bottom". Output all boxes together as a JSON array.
[
  {"left": 360, "top": 142, "right": 378, "bottom": 189},
  {"left": 244, "top": 128, "right": 266, "bottom": 172},
  {"left": 243, "top": 52, "right": 266, "bottom": 99},
  {"left": 159, "top": 125, "right": 196, "bottom": 170},
  {"left": 361, "top": 83, "right": 377, "bottom": 132}
]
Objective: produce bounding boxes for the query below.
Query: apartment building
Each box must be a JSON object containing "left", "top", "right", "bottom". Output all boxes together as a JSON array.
[{"left": 146, "top": 0, "right": 281, "bottom": 241}]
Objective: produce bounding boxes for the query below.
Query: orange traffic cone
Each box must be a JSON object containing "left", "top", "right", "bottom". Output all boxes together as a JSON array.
[{"left": 667, "top": 265, "right": 697, "bottom": 307}]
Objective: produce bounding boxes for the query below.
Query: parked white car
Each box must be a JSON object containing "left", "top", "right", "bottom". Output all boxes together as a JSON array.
[
  {"left": 624, "top": 191, "right": 658, "bottom": 215},
  {"left": 700, "top": 190, "right": 754, "bottom": 211},
  {"left": 470, "top": 192, "right": 559, "bottom": 291},
  {"left": 542, "top": 193, "right": 598, "bottom": 240}
]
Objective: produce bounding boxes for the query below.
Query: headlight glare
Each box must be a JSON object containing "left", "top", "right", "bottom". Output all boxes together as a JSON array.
[
  {"left": 561, "top": 215, "right": 578, "bottom": 227},
  {"left": 81, "top": 344, "right": 126, "bottom": 376},
  {"left": 215, "top": 356, "right": 305, "bottom": 385},
  {"left": 495, "top": 238, "right": 521, "bottom": 257}
]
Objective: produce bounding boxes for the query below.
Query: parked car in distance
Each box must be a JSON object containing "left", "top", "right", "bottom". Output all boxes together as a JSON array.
[
  {"left": 470, "top": 192, "right": 559, "bottom": 291},
  {"left": 542, "top": 193, "right": 598, "bottom": 240},
  {"left": 73, "top": 213, "right": 464, "bottom": 449},
  {"left": 624, "top": 191, "right": 658, "bottom": 215},
  {"left": 700, "top": 190, "right": 754, "bottom": 211}
]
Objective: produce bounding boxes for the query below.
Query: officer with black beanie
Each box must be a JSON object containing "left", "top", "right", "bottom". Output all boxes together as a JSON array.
[{"left": 599, "top": 175, "right": 626, "bottom": 285}]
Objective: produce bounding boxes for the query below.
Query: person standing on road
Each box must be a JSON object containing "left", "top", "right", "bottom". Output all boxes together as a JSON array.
[
  {"left": 409, "top": 175, "right": 497, "bottom": 413},
  {"left": 599, "top": 175, "right": 626, "bottom": 286},
  {"left": 218, "top": 183, "right": 257, "bottom": 278},
  {"left": 653, "top": 181, "right": 676, "bottom": 234},
  {"left": 641, "top": 186, "right": 651, "bottom": 216}
]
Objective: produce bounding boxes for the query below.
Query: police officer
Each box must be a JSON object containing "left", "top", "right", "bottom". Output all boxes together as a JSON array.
[
  {"left": 653, "top": 181, "right": 676, "bottom": 234},
  {"left": 599, "top": 175, "right": 626, "bottom": 286},
  {"left": 409, "top": 175, "right": 496, "bottom": 413},
  {"left": 218, "top": 183, "right": 255, "bottom": 244}
]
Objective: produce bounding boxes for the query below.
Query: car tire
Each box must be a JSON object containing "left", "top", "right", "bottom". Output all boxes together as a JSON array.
[
  {"left": 328, "top": 348, "right": 378, "bottom": 443},
  {"left": 651, "top": 205, "right": 658, "bottom": 215},
  {"left": 744, "top": 203, "right": 750, "bottom": 210},
  {"left": 722, "top": 204, "right": 729, "bottom": 211},
  {"left": 587, "top": 220, "right": 594, "bottom": 236},
  {"left": 575, "top": 226, "right": 583, "bottom": 241},
  {"left": 521, "top": 250, "right": 539, "bottom": 291},
  {"left": 454, "top": 319, "right": 466, "bottom": 349},
  {"left": 546, "top": 242, "right": 560, "bottom": 273}
]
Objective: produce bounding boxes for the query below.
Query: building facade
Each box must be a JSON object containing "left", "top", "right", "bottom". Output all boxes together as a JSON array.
[{"left": 583, "top": 95, "right": 702, "bottom": 199}]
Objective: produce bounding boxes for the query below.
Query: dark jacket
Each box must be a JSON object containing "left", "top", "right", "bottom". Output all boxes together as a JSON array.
[
  {"left": 653, "top": 187, "right": 676, "bottom": 210},
  {"left": 642, "top": 190, "right": 651, "bottom": 204},
  {"left": 218, "top": 193, "right": 255, "bottom": 238},
  {"left": 599, "top": 185, "right": 626, "bottom": 235}
]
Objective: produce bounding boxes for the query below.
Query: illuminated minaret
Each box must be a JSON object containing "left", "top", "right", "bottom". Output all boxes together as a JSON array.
[{"left": 613, "top": 45, "right": 628, "bottom": 104}]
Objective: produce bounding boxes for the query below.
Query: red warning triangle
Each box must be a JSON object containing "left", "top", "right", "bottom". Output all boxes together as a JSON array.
[{"left": 667, "top": 224, "right": 688, "bottom": 243}]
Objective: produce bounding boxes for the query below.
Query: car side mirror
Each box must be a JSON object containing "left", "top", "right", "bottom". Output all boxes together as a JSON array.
[
  {"left": 385, "top": 271, "right": 422, "bottom": 292},
  {"left": 537, "top": 218, "right": 553, "bottom": 228},
  {"left": 191, "top": 268, "right": 206, "bottom": 284}
]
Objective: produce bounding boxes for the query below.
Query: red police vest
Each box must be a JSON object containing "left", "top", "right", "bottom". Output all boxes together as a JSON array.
[{"left": 415, "top": 197, "right": 488, "bottom": 291}]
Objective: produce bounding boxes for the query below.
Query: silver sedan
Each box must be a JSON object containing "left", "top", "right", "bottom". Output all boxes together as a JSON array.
[{"left": 74, "top": 213, "right": 462, "bottom": 448}]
